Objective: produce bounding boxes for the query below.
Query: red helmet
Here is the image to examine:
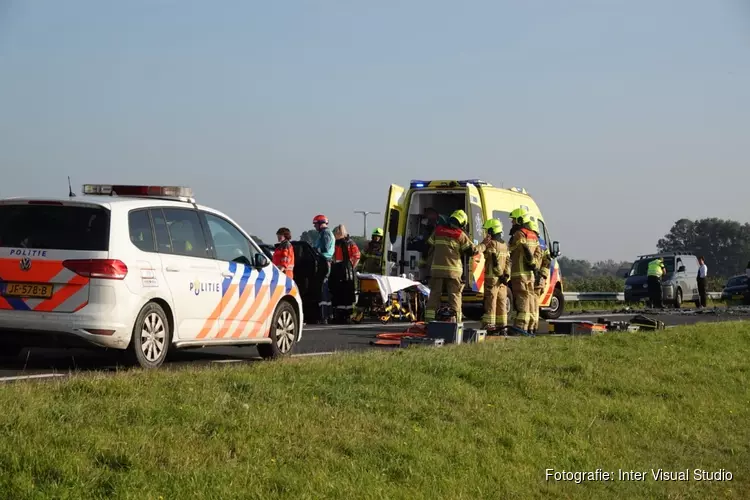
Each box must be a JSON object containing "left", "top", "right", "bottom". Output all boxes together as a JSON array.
[{"left": 313, "top": 214, "right": 328, "bottom": 225}]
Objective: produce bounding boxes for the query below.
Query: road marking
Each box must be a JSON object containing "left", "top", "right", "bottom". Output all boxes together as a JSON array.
[
  {"left": 292, "top": 351, "right": 335, "bottom": 357},
  {"left": 303, "top": 323, "right": 408, "bottom": 331},
  {"left": 0, "top": 373, "right": 67, "bottom": 382}
]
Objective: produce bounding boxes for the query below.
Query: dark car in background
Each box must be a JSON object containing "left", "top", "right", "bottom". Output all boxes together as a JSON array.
[
  {"left": 721, "top": 275, "right": 749, "bottom": 303},
  {"left": 624, "top": 252, "right": 700, "bottom": 308}
]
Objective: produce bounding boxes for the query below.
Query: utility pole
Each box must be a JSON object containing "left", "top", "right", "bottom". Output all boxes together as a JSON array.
[{"left": 354, "top": 210, "right": 380, "bottom": 237}]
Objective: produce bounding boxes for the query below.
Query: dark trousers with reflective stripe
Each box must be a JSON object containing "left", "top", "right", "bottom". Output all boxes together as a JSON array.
[{"left": 648, "top": 276, "right": 663, "bottom": 308}]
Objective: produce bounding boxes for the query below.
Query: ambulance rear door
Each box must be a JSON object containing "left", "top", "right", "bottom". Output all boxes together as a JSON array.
[
  {"left": 381, "top": 184, "right": 406, "bottom": 277},
  {"left": 464, "top": 183, "right": 485, "bottom": 294}
]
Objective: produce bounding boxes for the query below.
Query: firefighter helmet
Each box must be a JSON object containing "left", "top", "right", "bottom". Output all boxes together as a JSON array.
[
  {"left": 449, "top": 209, "right": 468, "bottom": 227},
  {"left": 482, "top": 218, "right": 503, "bottom": 235}
]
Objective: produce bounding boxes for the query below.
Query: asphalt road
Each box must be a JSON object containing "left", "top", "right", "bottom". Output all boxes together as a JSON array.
[{"left": 1, "top": 307, "right": 748, "bottom": 382}]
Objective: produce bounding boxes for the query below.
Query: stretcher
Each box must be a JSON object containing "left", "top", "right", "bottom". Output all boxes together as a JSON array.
[{"left": 352, "top": 274, "right": 430, "bottom": 324}]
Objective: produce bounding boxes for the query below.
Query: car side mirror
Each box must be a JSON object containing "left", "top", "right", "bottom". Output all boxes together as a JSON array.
[
  {"left": 678, "top": 266, "right": 685, "bottom": 273},
  {"left": 233, "top": 255, "right": 253, "bottom": 267},
  {"left": 551, "top": 241, "right": 560, "bottom": 257},
  {"left": 253, "top": 252, "right": 270, "bottom": 268},
  {"left": 623, "top": 271, "right": 630, "bottom": 278}
]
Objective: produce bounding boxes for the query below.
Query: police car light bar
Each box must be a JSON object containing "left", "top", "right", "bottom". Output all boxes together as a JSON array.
[{"left": 82, "top": 184, "right": 194, "bottom": 200}]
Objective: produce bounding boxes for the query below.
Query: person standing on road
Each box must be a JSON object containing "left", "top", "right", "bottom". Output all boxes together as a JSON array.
[
  {"left": 527, "top": 219, "right": 551, "bottom": 334},
  {"left": 475, "top": 219, "right": 510, "bottom": 333},
  {"left": 313, "top": 214, "right": 335, "bottom": 324},
  {"left": 329, "top": 224, "right": 361, "bottom": 323},
  {"left": 647, "top": 257, "right": 666, "bottom": 309},
  {"left": 272, "top": 227, "right": 295, "bottom": 279},
  {"left": 424, "top": 210, "right": 477, "bottom": 323},
  {"left": 357, "top": 228, "right": 384, "bottom": 274},
  {"left": 697, "top": 256, "right": 708, "bottom": 308},
  {"left": 508, "top": 213, "right": 539, "bottom": 334}
]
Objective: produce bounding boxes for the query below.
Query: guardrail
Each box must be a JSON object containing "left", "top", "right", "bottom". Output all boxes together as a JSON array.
[{"left": 564, "top": 292, "right": 723, "bottom": 302}]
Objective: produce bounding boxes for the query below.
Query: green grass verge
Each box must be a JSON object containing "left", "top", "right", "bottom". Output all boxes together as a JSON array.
[
  {"left": 564, "top": 298, "right": 733, "bottom": 312},
  {"left": 1, "top": 322, "right": 749, "bottom": 499}
]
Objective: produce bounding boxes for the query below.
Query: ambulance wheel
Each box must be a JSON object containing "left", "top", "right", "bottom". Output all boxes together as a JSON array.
[
  {"left": 541, "top": 287, "right": 564, "bottom": 320},
  {"left": 128, "top": 302, "right": 171, "bottom": 369},
  {"left": 258, "top": 301, "right": 298, "bottom": 359},
  {"left": 462, "top": 306, "right": 484, "bottom": 321}
]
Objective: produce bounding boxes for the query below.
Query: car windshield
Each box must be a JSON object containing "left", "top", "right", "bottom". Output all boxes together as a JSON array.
[
  {"left": 631, "top": 257, "right": 675, "bottom": 276},
  {"left": 726, "top": 276, "right": 748, "bottom": 287}
]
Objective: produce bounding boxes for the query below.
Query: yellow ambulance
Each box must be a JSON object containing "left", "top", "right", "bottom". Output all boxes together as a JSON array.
[{"left": 379, "top": 179, "right": 565, "bottom": 319}]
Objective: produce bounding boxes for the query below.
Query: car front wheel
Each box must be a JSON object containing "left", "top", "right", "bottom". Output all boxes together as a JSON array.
[{"left": 258, "top": 301, "right": 298, "bottom": 359}]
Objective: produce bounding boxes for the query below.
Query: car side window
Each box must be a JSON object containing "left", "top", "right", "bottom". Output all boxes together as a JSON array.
[
  {"left": 149, "top": 208, "right": 173, "bottom": 253},
  {"left": 128, "top": 209, "right": 156, "bottom": 252},
  {"left": 161, "top": 208, "right": 210, "bottom": 258},
  {"left": 537, "top": 219, "right": 548, "bottom": 248},
  {"left": 203, "top": 212, "right": 258, "bottom": 264}
]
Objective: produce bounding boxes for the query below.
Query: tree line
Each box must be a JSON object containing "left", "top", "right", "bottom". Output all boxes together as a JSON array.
[{"left": 290, "top": 217, "right": 748, "bottom": 292}]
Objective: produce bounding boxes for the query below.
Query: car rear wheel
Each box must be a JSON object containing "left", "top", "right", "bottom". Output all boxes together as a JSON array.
[
  {"left": 258, "top": 301, "right": 298, "bottom": 359},
  {"left": 128, "top": 302, "right": 171, "bottom": 369}
]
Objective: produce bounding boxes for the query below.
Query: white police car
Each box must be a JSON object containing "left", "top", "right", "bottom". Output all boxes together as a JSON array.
[{"left": 0, "top": 184, "right": 303, "bottom": 368}]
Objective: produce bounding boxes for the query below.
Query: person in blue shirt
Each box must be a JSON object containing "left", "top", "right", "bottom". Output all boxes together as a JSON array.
[{"left": 313, "top": 214, "right": 335, "bottom": 323}]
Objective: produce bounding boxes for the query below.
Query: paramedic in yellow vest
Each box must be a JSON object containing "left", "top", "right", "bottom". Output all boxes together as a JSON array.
[
  {"left": 424, "top": 210, "right": 477, "bottom": 323},
  {"left": 647, "top": 257, "right": 666, "bottom": 309},
  {"left": 475, "top": 218, "right": 510, "bottom": 332},
  {"left": 527, "top": 219, "right": 551, "bottom": 334},
  {"left": 357, "top": 228, "right": 384, "bottom": 274},
  {"left": 508, "top": 213, "right": 539, "bottom": 333}
]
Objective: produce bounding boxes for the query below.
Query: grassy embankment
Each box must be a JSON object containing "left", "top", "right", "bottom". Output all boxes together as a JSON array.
[
  {"left": 564, "top": 298, "right": 735, "bottom": 313},
  {"left": 1, "top": 322, "right": 749, "bottom": 499}
]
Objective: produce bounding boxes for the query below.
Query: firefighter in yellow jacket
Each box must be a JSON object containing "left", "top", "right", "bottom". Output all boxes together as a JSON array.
[
  {"left": 508, "top": 213, "right": 539, "bottom": 333},
  {"left": 424, "top": 209, "right": 477, "bottom": 323},
  {"left": 475, "top": 218, "right": 511, "bottom": 332},
  {"left": 527, "top": 219, "right": 551, "bottom": 334}
]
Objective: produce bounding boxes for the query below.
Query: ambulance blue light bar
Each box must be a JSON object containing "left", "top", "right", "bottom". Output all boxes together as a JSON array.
[
  {"left": 83, "top": 184, "right": 195, "bottom": 201},
  {"left": 410, "top": 180, "right": 429, "bottom": 188}
]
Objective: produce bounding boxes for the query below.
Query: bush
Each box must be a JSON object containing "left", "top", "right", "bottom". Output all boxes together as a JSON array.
[
  {"left": 564, "top": 275, "right": 726, "bottom": 293},
  {"left": 564, "top": 276, "right": 625, "bottom": 293}
]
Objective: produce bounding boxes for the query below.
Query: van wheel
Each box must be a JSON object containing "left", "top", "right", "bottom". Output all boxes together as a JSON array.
[
  {"left": 128, "top": 302, "right": 171, "bottom": 369},
  {"left": 541, "top": 287, "right": 565, "bottom": 320},
  {"left": 258, "top": 301, "right": 298, "bottom": 359},
  {"left": 674, "top": 288, "right": 683, "bottom": 308}
]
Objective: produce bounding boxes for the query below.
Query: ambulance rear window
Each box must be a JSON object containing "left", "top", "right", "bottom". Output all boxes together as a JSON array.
[{"left": 0, "top": 204, "right": 110, "bottom": 251}]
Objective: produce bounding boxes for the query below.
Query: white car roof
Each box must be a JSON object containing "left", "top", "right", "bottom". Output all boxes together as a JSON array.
[{"left": 0, "top": 195, "right": 257, "bottom": 242}]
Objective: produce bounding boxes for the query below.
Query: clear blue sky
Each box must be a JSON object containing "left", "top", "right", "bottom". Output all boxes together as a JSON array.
[{"left": 1, "top": 0, "right": 748, "bottom": 261}]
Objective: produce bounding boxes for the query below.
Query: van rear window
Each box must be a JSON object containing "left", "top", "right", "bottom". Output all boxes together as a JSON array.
[{"left": 0, "top": 204, "right": 110, "bottom": 251}]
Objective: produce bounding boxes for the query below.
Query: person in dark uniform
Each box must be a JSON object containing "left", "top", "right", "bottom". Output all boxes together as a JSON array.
[
  {"left": 647, "top": 257, "right": 666, "bottom": 308},
  {"left": 696, "top": 256, "right": 708, "bottom": 308}
]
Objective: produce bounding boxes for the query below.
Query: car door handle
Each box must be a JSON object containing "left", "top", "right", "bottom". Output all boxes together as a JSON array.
[
  {"left": 222, "top": 272, "right": 235, "bottom": 278},
  {"left": 166, "top": 266, "right": 180, "bottom": 272}
]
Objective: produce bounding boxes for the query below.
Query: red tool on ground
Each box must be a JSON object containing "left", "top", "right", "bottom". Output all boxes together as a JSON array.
[{"left": 370, "top": 322, "right": 426, "bottom": 346}]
